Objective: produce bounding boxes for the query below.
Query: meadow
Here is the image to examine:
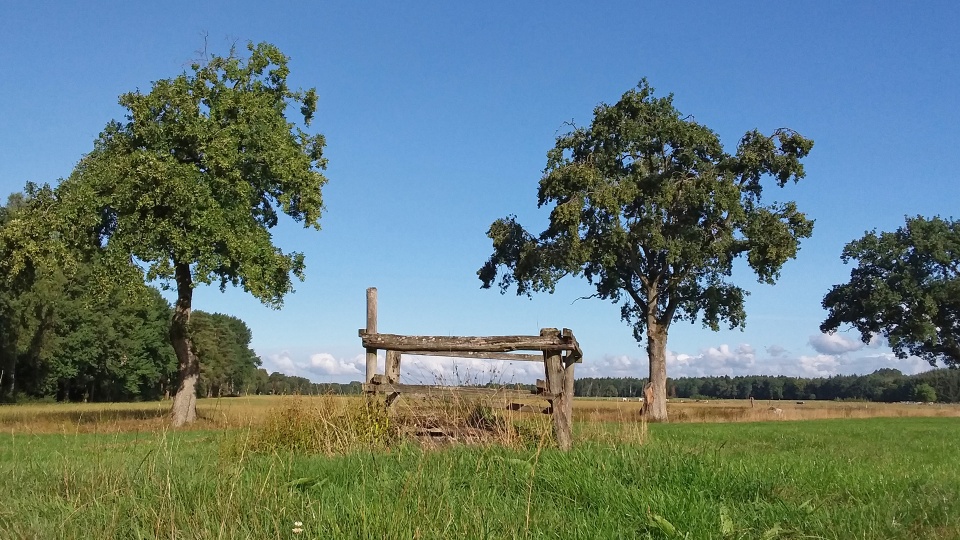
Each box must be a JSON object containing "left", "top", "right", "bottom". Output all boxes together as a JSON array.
[{"left": 1, "top": 396, "right": 959, "bottom": 539}]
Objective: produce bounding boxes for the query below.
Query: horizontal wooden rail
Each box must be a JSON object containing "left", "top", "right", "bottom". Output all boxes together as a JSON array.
[
  {"left": 363, "top": 383, "right": 556, "bottom": 400},
  {"left": 359, "top": 331, "right": 582, "bottom": 361},
  {"left": 403, "top": 350, "right": 544, "bottom": 362}
]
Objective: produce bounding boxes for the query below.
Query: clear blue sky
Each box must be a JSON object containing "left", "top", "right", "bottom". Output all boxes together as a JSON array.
[{"left": 2, "top": 1, "right": 958, "bottom": 383}]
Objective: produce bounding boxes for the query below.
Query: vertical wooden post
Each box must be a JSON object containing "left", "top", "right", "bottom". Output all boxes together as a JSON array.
[
  {"left": 365, "top": 287, "right": 378, "bottom": 384},
  {"left": 385, "top": 350, "right": 402, "bottom": 406},
  {"left": 385, "top": 350, "right": 402, "bottom": 383},
  {"left": 560, "top": 328, "right": 576, "bottom": 445},
  {"left": 541, "top": 328, "right": 572, "bottom": 450}
]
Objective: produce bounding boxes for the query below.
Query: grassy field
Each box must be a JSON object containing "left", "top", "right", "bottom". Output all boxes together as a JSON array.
[
  {"left": 1, "top": 397, "right": 959, "bottom": 539},
  {"left": 1, "top": 395, "right": 957, "bottom": 434}
]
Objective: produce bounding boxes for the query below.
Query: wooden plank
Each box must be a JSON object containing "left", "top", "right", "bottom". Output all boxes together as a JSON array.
[
  {"left": 403, "top": 350, "right": 545, "bottom": 362},
  {"left": 365, "top": 288, "right": 378, "bottom": 383},
  {"left": 359, "top": 332, "right": 580, "bottom": 354},
  {"left": 363, "top": 383, "right": 554, "bottom": 400}
]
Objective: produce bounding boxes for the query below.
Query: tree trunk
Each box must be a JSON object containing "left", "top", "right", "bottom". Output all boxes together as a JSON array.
[
  {"left": 170, "top": 263, "right": 199, "bottom": 427},
  {"left": 644, "top": 321, "right": 669, "bottom": 422}
]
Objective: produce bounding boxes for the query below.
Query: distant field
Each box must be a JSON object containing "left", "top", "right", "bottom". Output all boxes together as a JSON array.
[
  {"left": 1, "top": 394, "right": 957, "bottom": 434},
  {"left": 1, "top": 414, "right": 957, "bottom": 539}
]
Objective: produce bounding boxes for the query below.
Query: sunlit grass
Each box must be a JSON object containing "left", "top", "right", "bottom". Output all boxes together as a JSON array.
[
  {"left": 1, "top": 416, "right": 957, "bottom": 539},
  {"left": 3, "top": 394, "right": 958, "bottom": 435}
]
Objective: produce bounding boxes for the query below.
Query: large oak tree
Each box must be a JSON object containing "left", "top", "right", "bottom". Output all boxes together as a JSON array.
[
  {"left": 60, "top": 42, "right": 328, "bottom": 425},
  {"left": 822, "top": 216, "right": 960, "bottom": 368},
  {"left": 479, "top": 80, "right": 813, "bottom": 421}
]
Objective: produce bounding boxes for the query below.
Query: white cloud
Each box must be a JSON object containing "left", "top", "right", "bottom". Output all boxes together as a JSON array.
[
  {"left": 836, "top": 352, "right": 931, "bottom": 376},
  {"left": 571, "top": 341, "right": 934, "bottom": 379},
  {"left": 263, "top": 351, "right": 365, "bottom": 381},
  {"left": 808, "top": 332, "right": 865, "bottom": 355},
  {"left": 308, "top": 353, "right": 362, "bottom": 376},
  {"left": 765, "top": 344, "right": 788, "bottom": 358},
  {"left": 796, "top": 354, "right": 842, "bottom": 377}
]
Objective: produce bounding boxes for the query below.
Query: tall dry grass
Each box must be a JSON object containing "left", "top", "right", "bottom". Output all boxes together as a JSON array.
[
  {"left": 2, "top": 394, "right": 958, "bottom": 436},
  {"left": 575, "top": 397, "right": 960, "bottom": 423}
]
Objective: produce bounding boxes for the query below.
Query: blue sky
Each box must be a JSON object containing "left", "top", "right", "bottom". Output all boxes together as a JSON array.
[{"left": 2, "top": 1, "right": 958, "bottom": 383}]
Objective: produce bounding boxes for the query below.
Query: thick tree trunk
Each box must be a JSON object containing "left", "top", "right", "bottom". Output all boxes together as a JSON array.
[
  {"left": 644, "top": 321, "right": 669, "bottom": 422},
  {"left": 170, "top": 263, "right": 199, "bottom": 427}
]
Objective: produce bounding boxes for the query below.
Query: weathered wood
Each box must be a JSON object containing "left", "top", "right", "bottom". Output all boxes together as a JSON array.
[
  {"left": 562, "top": 350, "right": 576, "bottom": 438},
  {"left": 363, "top": 383, "right": 554, "bottom": 400},
  {"left": 541, "top": 328, "right": 572, "bottom": 450},
  {"left": 403, "top": 350, "right": 546, "bottom": 362},
  {"left": 384, "top": 350, "right": 402, "bottom": 408},
  {"left": 561, "top": 328, "right": 583, "bottom": 363},
  {"left": 365, "top": 288, "right": 378, "bottom": 384},
  {"left": 359, "top": 332, "right": 580, "bottom": 354},
  {"left": 385, "top": 350, "right": 402, "bottom": 383},
  {"left": 505, "top": 403, "right": 551, "bottom": 414},
  {"left": 640, "top": 382, "right": 655, "bottom": 417}
]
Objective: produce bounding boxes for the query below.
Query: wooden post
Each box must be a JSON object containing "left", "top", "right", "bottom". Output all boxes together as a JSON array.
[
  {"left": 385, "top": 350, "right": 401, "bottom": 383},
  {"left": 560, "top": 328, "right": 576, "bottom": 444},
  {"left": 541, "top": 328, "right": 572, "bottom": 450},
  {"left": 365, "top": 287, "right": 378, "bottom": 384}
]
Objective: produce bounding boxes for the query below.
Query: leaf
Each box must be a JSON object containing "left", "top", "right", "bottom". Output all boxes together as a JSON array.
[
  {"left": 760, "top": 523, "right": 783, "bottom": 540},
  {"left": 719, "top": 505, "right": 736, "bottom": 538},
  {"left": 286, "top": 477, "right": 328, "bottom": 490},
  {"left": 646, "top": 511, "right": 682, "bottom": 538}
]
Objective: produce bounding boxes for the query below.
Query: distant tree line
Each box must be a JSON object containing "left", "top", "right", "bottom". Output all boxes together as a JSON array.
[
  {"left": 574, "top": 368, "right": 958, "bottom": 403},
  {"left": 0, "top": 190, "right": 356, "bottom": 403}
]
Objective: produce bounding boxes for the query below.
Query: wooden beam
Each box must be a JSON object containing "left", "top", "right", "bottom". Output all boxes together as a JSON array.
[
  {"left": 403, "top": 350, "right": 545, "bottom": 362},
  {"left": 359, "top": 332, "right": 580, "bottom": 354},
  {"left": 363, "top": 383, "right": 554, "bottom": 400}
]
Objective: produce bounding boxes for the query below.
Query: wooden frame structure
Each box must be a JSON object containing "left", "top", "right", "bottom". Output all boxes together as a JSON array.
[{"left": 359, "top": 287, "right": 583, "bottom": 450}]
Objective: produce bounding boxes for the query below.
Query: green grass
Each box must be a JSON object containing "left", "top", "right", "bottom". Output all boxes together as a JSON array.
[{"left": 1, "top": 418, "right": 958, "bottom": 539}]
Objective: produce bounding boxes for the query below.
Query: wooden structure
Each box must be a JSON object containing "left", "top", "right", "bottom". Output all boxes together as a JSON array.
[{"left": 359, "top": 287, "right": 583, "bottom": 450}]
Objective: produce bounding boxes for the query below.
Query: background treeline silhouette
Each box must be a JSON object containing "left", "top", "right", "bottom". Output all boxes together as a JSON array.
[{"left": 573, "top": 368, "right": 958, "bottom": 403}]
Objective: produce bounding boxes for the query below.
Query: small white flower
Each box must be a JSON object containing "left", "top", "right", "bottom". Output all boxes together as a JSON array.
[
  {"left": 292, "top": 527, "right": 303, "bottom": 534},
  {"left": 294, "top": 522, "right": 303, "bottom": 528}
]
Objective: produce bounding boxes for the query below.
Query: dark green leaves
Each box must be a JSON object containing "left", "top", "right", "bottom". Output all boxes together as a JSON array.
[
  {"left": 60, "top": 41, "right": 328, "bottom": 308},
  {"left": 822, "top": 216, "right": 960, "bottom": 367},
  {"left": 480, "top": 79, "right": 814, "bottom": 341}
]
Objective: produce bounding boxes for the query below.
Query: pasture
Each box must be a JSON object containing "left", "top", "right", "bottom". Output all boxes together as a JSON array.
[{"left": 1, "top": 397, "right": 959, "bottom": 539}]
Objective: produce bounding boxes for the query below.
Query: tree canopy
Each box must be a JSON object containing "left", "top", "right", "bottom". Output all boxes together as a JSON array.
[
  {"left": 822, "top": 216, "right": 960, "bottom": 368},
  {"left": 1, "top": 190, "right": 176, "bottom": 402},
  {"left": 479, "top": 80, "right": 814, "bottom": 420},
  {"left": 58, "top": 42, "right": 329, "bottom": 424}
]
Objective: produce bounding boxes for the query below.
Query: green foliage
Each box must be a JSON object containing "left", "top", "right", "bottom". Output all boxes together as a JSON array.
[
  {"left": 479, "top": 80, "right": 813, "bottom": 420},
  {"left": 47, "top": 41, "right": 328, "bottom": 422},
  {"left": 822, "top": 215, "right": 960, "bottom": 367},
  {"left": 0, "top": 190, "right": 177, "bottom": 402},
  {"left": 191, "top": 311, "right": 261, "bottom": 397},
  {"left": 913, "top": 383, "right": 937, "bottom": 403},
  {"left": 575, "top": 369, "right": 960, "bottom": 403},
  {"left": 58, "top": 42, "right": 328, "bottom": 304},
  {"left": 480, "top": 79, "right": 813, "bottom": 339}
]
